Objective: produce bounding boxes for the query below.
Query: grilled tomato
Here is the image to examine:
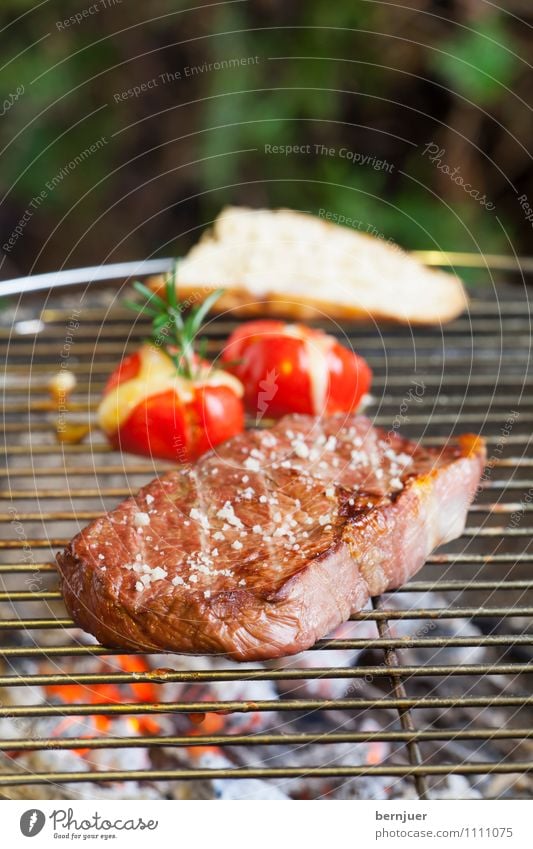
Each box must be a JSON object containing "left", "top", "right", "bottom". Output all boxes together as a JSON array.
[
  {"left": 98, "top": 282, "right": 244, "bottom": 461},
  {"left": 99, "top": 346, "right": 244, "bottom": 462},
  {"left": 222, "top": 320, "right": 372, "bottom": 419}
]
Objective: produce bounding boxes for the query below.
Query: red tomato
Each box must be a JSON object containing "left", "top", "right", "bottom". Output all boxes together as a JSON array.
[
  {"left": 222, "top": 321, "right": 372, "bottom": 418},
  {"left": 99, "top": 346, "right": 244, "bottom": 462}
]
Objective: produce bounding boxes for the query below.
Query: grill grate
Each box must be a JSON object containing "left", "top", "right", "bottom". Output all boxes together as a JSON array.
[{"left": 1, "top": 272, "right": 533, "bottom": 799}]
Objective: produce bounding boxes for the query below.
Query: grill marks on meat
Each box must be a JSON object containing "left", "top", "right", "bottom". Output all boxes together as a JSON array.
[{"left": 56, "top": 414, "right": 486, "bottom": 660}]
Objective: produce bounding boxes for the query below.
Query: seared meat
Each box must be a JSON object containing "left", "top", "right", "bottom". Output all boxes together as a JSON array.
[{"left": 56, "top": 414, "right": 485, "bottom": 661}]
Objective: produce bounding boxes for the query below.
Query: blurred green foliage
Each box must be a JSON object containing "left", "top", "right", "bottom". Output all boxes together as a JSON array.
[
  {"left": 0, "top": 0, "right": 530, "bottom": 276},
  {"left": 431, "top": 15, "right": 517, "bottom": 105}
]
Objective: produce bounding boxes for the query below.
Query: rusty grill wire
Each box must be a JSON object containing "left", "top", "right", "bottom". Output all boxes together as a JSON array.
[{"left": 0, "top": 269, "right": 533, "bottom": 799}]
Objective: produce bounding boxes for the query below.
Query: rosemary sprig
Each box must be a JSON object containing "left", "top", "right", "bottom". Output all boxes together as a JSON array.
[{"left": 124, "top": 265, "right": 224, "bottom": 380}]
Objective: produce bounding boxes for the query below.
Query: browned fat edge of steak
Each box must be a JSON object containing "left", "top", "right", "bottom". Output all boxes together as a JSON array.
[{"left": 56, "top": 416, "right": 486, "bottom": 661}]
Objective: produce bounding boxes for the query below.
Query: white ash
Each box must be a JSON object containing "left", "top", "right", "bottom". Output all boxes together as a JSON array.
[
  {"left": 195, "top": 751, "right": 289, "bottom": 800},
  {"left": 269, "top": 620, "right": 362, "bottom": 701},
  {"left": 1, "top": 595, "right": 522, "bottom": 803}
]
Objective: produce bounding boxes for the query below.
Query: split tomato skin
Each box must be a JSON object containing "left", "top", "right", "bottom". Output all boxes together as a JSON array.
[
  {"left": 99, "top": 346, "right": 244, "bottom": 462},
  {"left": 324, "top": 340, "right": 372, "bottom": 414},
  {"left": 222, "top": 321, "right": 372, "bottom": 419}
]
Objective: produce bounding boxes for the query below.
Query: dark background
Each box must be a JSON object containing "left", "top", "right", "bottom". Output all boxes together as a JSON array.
[{"left": 0, "top": 0, "right": 532, "bottom": 280}]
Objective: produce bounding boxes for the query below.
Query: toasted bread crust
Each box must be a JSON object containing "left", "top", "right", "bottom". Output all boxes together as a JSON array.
[
  {"left": 149, "top": 207, "right": 468, "bottom": 325},
  {"left": 148, "top": 279, "right": 466, "bottom": 324}
]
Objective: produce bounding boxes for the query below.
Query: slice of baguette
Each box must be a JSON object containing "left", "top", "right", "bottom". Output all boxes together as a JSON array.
[{"left": 150, "top": 206, "right": 468, "bottom": 324}]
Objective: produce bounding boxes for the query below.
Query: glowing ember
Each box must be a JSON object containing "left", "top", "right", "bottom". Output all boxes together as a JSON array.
[
  {"left": 43, "top": 655, "right": 162, "bottom": 758},
  {"left": 366, "top": 740, "right": 388, "bottom": 766}
]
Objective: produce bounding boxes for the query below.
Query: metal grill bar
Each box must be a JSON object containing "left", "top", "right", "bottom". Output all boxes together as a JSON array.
[
  {"left": 3, "top": 480, "right": 530, "bottom": 500},
  {"left": 11, "top": 458, "right": 528, "bottom": 475},
  {"left": 0, "top": 444, "right": 112, "bottom": 455},
  {"left": 1, "top": 554, "right": 531, "bottom": 572},
  {"left": 372, "top": 596, "right": 429, "bottom": 797},
  {"left": 2, "top": 433, "right": 532, "bottom": 455},
  {"left": 2, "top": 728, "right": 532, "bottom": 752},
  {"left": 2, "top": 434, "right": 532, "bottom": 457},
  {"left": 2, "top": 279, "right": 533, "bottom": 801},
  {"left": 27, "top": 298, "right": 533, "bottom": 316},
  {"left": 2, "top": 607, "right": 531, "bottom": 630},
  {"left": 4, "top": 379, "right": 533, "bottom": 401},
  {"left": 0, "top": 576, "right": 533, "bottom": 588},
  {"left": 2, "top": 464, "right": 170, "bottom": 476},
  {"left": 5, "top": 313, "right": 532, "bottom": 335},
  {"left": 3, "top": 337, "right": 532, "bottom": 356},
  {"left": 1, "top": 762, "right": 532, "bottom": 789},
  {"left": 0, "top": 663, "right": 531, "bottom": 688},
  {"left": 3, "top": 399, "right": 532, "bottom": 424},
  {"left": 6, "top": 369, "right": 533, "bottom": 388},
  {"left": 3, "top": 527, "right": 531, "bottom": 549},
  {"left": 1, "top": 634, "right": 532, "bottom": 657},
  {"left": 1, "top": 696, "right": 531, "bottom": 719},
  {"left": 0, "top": 501, "right": 530, "bottom": 523}
]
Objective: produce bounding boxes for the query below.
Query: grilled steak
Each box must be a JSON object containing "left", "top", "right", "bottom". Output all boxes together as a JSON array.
[{"left": 57, "top": 414, "right": 485, "bottom": 661}]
